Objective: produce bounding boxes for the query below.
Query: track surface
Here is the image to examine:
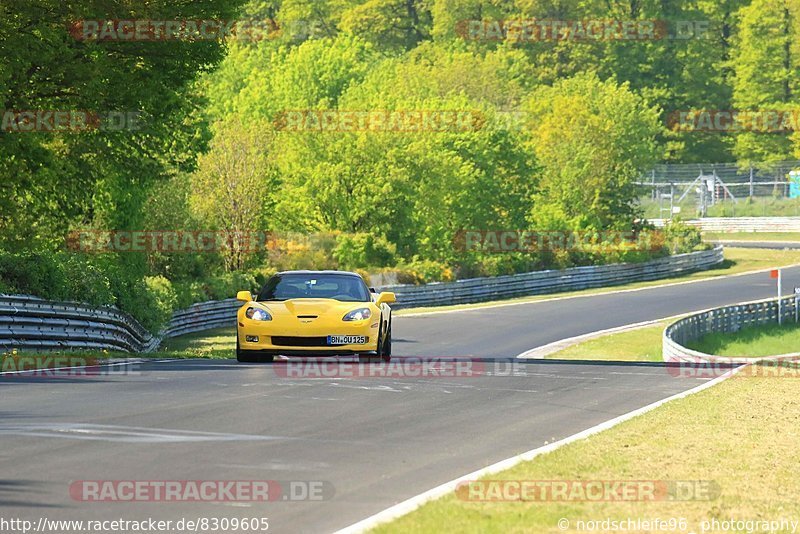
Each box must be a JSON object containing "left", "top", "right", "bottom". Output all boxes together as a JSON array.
[
  {"left": 1, "top": 265, "right": 799, "bottom": 533},
  {"left": 711, "top": 240, "right": 800, "bottom": 250}
]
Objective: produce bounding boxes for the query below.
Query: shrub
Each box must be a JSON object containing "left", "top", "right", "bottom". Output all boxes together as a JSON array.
[
  {"left": 173, "top": 280, "right": 207, "bottom": 310},
  {"left": 144, "top": 276, "right": 178, "bottom": 329},
  {"left": 0, "top": 251, "right": 68, "bottom": 300},
  {"left": 60, "top": 254, "right": 115, "bottom": 306},
  {"left": 203, "top": 271, "right": 259, "bottom": 301},
  {"left": 333, "top": 233, "right": 396, "bottom": 270},
  {"left": 0, "top": 250, "right": 183, "bottom": 334},
  {"left": 395, "top": 258, "right": 453, "bottom": 284},
  {"left": 661, "top": 221, "right": 705, "bottom": 254}
]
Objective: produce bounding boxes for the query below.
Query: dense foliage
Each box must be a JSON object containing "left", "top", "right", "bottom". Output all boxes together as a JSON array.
[{"left": 2, "top": 0, "right": 796, "bottom": 331}]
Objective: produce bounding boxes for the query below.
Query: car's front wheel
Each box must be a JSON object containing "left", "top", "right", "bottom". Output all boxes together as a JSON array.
[
  {"left": 377, "top": 319, "right": 392, "bottom": 362},
  {"left": 236, "top": 334, "right": 274, "bottom": 363}
]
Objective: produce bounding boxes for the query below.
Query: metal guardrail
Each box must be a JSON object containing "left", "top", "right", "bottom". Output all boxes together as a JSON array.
[
  {"left": 0, "top": 247, "right": 723, "bottom": 353},
  {"left": 651, "top": 217, "right": 800, "bottom": 232},
  {"left": 161, "top": 299, "right": 240, "bottom": 339},
  {"left": 382, "top": 247, "right": 723, "bottom": 309},
  {"left": 0, "top": 295, "right": 241, "bottom": 354},
  {"left": 0, "top": 294, "right": 157, "bottom": 353},
  {"left": 663, "top": 296, "right": 800, "bottom": 363}
]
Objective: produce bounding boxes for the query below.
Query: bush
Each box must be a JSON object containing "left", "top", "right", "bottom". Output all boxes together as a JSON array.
[
  {"left": 0, "top": 250, "right": 182, "bottom": 334},
  {"left": 661, "top": 221, "right": 706, "bottom": 254},
  {"left": 203, "top": 271, "right": 259, "bottom": 301},
  {"left": 473, "top": 253, "right": 540, "bottom": 278},
  {"left": 272, "top": 247, "right": 335, "bottom": 271},
  {"left": 333, "top": 233, "right": 396, "bottom": 270},
  {"left": 143, "top": 276, "right": 178, "bottom": 331},
  {"left": 268, "top": 232, "right": 338, "bottom": 271},
  {"left": 395, "top": 258, "right": 454, "bottom": 284},
  {"left": 173, "top": 280, "right": 208, "bottom": 310},
  {"left": 0, "top": 251, "right": 69, "bottom": 301},
  {"left": 61, "top": 254, "right": 115, "bottom": 306}
]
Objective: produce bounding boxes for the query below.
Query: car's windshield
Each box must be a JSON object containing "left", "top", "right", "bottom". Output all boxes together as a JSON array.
[{"left": 258, "top": 274, "right": 370, "bottom": 302}]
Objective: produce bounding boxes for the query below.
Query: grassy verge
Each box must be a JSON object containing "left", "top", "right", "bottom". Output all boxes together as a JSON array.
[
  {"left": 704, "top": 232, "right": 800, "bottom": 242},
  {"left": 0, "top": 327, "right": 238, "bottom": 367},
  {"left": 545, "top": 322, "right": 670, "bottom": 362},
  {"left": 373, "top": 373, "right": 800, "bottom": 533},
  {"left": 154, "top": 327, "right": 236, "bottom": 358},
  {"left": 640, "top": 197, "right": 800, "bottom": 219},
  {"left": 545, "top": 306, "right": 800, "bottom": 362},
  {"left": 686, "top": 321, "right": 800, "bottom": 358},
  {"left": 396, "top": 248, "right": 800, "bottom": 316}
]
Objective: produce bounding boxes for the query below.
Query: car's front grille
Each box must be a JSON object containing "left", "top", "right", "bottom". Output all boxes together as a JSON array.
[
  {"left": 270, "top": 336, "right": 369, "bottom": 347},
  {"left": 271, "top": 336, "right": 328, "bottom": 347}
]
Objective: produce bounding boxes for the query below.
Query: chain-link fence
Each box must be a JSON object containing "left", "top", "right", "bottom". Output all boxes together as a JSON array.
[{"left": 638, "top": 160, "right": 800, "bottom": 219}]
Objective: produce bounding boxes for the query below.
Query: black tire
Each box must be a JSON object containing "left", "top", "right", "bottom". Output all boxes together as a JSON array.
[
  {"left": 236, "top": 334, "right": 274, "bottom": 363},
  {"left": 379, "top": 319, "right": 392, "bottom": 362}
]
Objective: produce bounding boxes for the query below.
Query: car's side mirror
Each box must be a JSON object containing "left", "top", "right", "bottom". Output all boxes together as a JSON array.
[
  {"left": 376, "top": 292, "right": 396, "bottom": 305},
  {"left": 369, "top": 287, "right": 377, "bottom": 293},
  {"left": 237, "top": 290, "right": 253, "bottom": 302}
]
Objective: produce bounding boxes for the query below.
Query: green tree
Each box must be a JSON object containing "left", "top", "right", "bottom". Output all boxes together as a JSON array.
[
  {"left": 190, "top": 118, "right": 278, "bottom": 271},
  {"left": 0, "top": 0, "right": 240, "bottom": 251},
  {"left": 524, "top": 73, "right": 662, "bottom": 231},
  {"left": 731, "top": 0, "right": 800, "bottom": 163}
]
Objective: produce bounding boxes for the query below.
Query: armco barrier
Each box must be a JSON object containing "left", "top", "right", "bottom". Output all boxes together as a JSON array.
[
  {"left": 651, "top": 217, "right": 800, "bottom": 233},
  {"left": 0, "top": 294, "right": 157, "bottom": 353},
  {"left": 663, "top": 295, "right": 800, "bottom": 363},
  {"left": 383, "top": 247, "right": 723, "bottom": 309},
  {"left": 0, "top": 296, "right": 241, "bottom": 354},
  {"left": 0, "top": 247, "right": 723, "bottom": 353}
]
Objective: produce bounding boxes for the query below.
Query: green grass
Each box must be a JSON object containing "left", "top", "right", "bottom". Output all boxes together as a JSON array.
[
  {"left": 686, "top": 321, "right": 800, "bottom": 358},
  {"left": 155, "top": 326, "right": 236, "bottom": 358},
  {"left": 704, "top": 232, "right": 800, "bottom": 242},
  {"left": 545, "top": 322, "right": 669, "bottom": 362},
  {"left": 373, "top": 374, "right": 800, "bottom": 533},
  {"left": 640, "top": 196, "right": 800, "bottom": 219},
  {"left": 397, "top": 247, "right": 800, "bottom": 315}
]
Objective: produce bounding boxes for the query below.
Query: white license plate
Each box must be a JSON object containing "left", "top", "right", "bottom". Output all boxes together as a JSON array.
[{"left": 327, "top": 335, "right": 367, "bottom": 345}]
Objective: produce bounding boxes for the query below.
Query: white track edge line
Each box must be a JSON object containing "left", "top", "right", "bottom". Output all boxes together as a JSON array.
[
  {"left": 334, "top": 364, "right": 745, "bottom": 534},
  {"left": 515, "top": 293, "right": 800, "bottom": 361}
]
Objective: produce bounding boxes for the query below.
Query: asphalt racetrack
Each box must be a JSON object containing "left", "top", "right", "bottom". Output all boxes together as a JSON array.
[{"left": 1, "top": 265, "right": 798, "bottom": 533}]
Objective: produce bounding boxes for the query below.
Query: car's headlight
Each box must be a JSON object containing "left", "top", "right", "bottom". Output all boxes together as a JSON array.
[
  {"left": 343, "top": 308, "right": 371, "bottom": 321},
  {"left": 246, "top": 307, "right": 272, "bottom": 321}
]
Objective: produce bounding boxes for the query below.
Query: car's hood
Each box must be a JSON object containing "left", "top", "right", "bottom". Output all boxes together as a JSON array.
[{"left": 258, "top": 298, "right": 370, "bottom": 317}]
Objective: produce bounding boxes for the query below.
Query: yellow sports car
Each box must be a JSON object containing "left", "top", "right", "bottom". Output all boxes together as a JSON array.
[{"left": 235, "top": 270, "right": 396, "bottom": 362}]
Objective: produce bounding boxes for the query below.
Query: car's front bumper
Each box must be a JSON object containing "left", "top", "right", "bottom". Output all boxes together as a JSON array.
[{"left": 237, "top": 319, "right": 379, "bottom": 355}]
